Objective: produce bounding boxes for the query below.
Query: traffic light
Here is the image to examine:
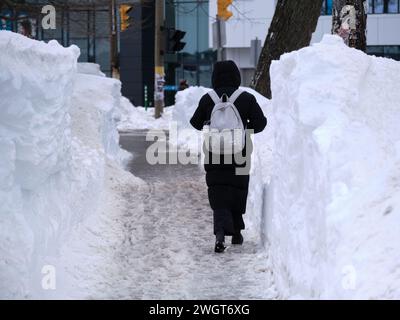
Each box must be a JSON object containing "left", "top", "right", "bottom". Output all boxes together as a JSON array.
[
  {"left": 167, "top": 29, "right": 186, "bottom": 52},
  {"left": 119, "top": 4, "right": 132, "bottom": 31},
  {"left": 217, "top": 0, "right": 233, "bottom": 21}
]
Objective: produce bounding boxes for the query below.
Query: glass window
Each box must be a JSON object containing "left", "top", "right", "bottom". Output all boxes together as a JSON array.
[
  {"left": 95, "top": 11, "right": 109, "bottom": 36},
  {"left": 326, "top": 0, "right": 333, "bottom": 15},
  {"left": 321, "top": 0, "right": 333, "bottom": 15},
  {"left": 175, "top": 0, "right": 210, "bottom": 86},
  {"left": 69, "top": 11, "right": 88, "bottom": 39},
  {"left": 95, "top": 38, "right": 111, "bottom": 74},
  {"left": 384, "top": 46, "right": 400, "bottom": 60},
  {"left": 388, "top": 0, "right": 399, "bottom": 13},
  {"left": 69, "top": 38, "right": 88, "bottom": 62},
  {"left": 0, "top": 10, "right": 13, "bottom": 30},
  {"left": 374, "top": 0, "right": 384, "bottom": 13},
  {"left": 366, "top": 46, "right": 384, "bottom": 57},
  {"left": 368, "top": 0, "right": 374, "bottom": 13},
  {"left": 367, "top": 46, "right": 400, "bottom": 61},
  {"left": 371, "top": 0, "right": 399, "bottom": 13}
]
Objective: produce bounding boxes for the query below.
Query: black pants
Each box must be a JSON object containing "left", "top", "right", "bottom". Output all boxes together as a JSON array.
[{"left": 213, "top": 209, "right": 245, "bottom": 242}]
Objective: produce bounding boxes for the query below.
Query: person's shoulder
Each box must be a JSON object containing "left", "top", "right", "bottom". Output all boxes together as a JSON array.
[
  {"left": 199, "top": 91, "right": 214, "bottom": 104},
  {"left": 238, "top": 90, "right": 256, "bottom": 102}
]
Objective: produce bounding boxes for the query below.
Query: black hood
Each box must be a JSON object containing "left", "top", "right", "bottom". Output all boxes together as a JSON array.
[{"left": 211, "top": 60, "right": 241, "bottom": 89}]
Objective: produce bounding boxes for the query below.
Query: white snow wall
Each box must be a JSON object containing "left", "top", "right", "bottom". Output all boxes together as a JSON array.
[
  {"left": 0, "top": 31, "right": 124, "bottom": 298},
  {"left": 267, "top": 35, "right": 400, "bottom": 299}
]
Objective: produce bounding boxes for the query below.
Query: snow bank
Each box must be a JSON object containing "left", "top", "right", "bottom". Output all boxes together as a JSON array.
[
  {"left": 117, "top": 97, "right": 172, "bottom": 131},
  {"left": 266, "top": 34, "right": 400, "bottom": 299},
  {"left": 0, "top": 31, "right": 80, "bottom": 298},
  {"left": 0, "top": 32, "right": 128, "bottom": 298},
  {"left": 77, "top": 62, "right": 106, "bottom": 77},
  {"left": 71, "top": 68, "right": 130, "bottom": 165}
]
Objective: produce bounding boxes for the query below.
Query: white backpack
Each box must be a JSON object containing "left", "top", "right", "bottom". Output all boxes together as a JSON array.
[{"left": 203, "top": 89, "right": 245, "bottom": 154}]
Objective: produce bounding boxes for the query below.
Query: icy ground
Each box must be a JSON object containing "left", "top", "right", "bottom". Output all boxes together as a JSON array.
[{"left": 57, "top": 130, "right": 277, "bottom": 299}]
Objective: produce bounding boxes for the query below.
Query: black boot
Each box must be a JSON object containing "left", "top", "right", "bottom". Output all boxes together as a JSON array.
[
  {"left": 215, "top": 241, "right": 226, "bottom": 253},
  {"left": 232, "top": 232, "right": 243, "bottom": 245},
  {"left": 215, "top": 230, "right": 225, "bottom": 253}
]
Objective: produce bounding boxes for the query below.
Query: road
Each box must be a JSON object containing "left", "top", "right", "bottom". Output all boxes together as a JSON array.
[{"left": 113, "top": 130, "right": 277, "bottom": 299}]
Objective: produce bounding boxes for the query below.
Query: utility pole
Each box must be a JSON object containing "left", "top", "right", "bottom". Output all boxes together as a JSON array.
[
  {"left": 110, "top": 0, "right": 118, "bottom": 78},
  {"left": 154, "top": 0, "right": 165, "bottom": 119},
  {"left": 216, "top": 16, "right": 224, "bottom": 61},
  {"left": 215, "top": 0, "right": 232, "bottom": 61}
]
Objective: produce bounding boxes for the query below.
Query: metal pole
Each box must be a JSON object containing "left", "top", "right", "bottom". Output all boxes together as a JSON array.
[
  {"left": 216, "top": 15, "right": 224, "bottom": 61},
  {"left": 196, "top": 2, "right": 200, "bottom": 85},
  {"left": 154, "top": 0, "right": 165, "bottom": 119},
  {"left": 93, "top": 5, "right": 96, "bottom": 63},
  {"left": 87, "top": 10, "right": 90, "bottom": 61},
  {"left": 110, "top": 0, "right": 117, "bottom": 77}
]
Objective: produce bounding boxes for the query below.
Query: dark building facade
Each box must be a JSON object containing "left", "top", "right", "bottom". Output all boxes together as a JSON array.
[{"left": 119, "top": 1, "right": 155, "bottom": 107}]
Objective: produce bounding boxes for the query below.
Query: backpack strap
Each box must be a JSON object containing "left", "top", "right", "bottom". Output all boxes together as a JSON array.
[
  {"left": 208, "top": 90, "right": 221, "bottom": 105},
  {"left": 228, "top": 88, "right": 243, "bottom": 104}
]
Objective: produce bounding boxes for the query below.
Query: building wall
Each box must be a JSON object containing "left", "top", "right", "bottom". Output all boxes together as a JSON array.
[
  {"left": 120, "top": 2, "right": 154, "bottom": 107},
  {"left": 208, "top": 0, "right": 276, "bottom": 48},
  {"left": 312, "top": 14, "right": 400, "bottom": 45},
  {"left": 224, "top": 47, "right": 257, "bottom": 85}
]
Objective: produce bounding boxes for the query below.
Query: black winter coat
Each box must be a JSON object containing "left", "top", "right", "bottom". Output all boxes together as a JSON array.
[{"left": 190, "top": 61, "right": 267, "bottom": 214}]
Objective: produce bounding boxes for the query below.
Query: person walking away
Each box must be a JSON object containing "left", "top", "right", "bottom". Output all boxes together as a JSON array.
[{"left": 190, "top": 60, "right": 267, "bottom": 253}]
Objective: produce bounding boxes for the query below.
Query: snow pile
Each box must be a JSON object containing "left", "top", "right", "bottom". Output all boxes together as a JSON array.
[
  {"left": 0, "top": 31, "right": 130, "bottom": 298},
  {"left": 0, "top": 31, "right": 80, "bottom": 298},
  {"left": 266, "top": 34, "right": 400, "bottom": 299},
  {"left": 117, "top": 97, "right": 172, "bottom": 131},
  {"left": 71, "top": 67, "right": 130, "bottom": 165},
  {"left": 239, "top": 89, "right": 274, "bottom": 238},
  {"left": 77, "top": 62, "right": 106, "bottom": 77}
]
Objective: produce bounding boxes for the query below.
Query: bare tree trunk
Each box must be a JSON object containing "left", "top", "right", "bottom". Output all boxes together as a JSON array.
[
  {"left": 251, "top": 0, "right": 323, "bottom": 99},
  {"left": 332, "top": 0, "right": 367, "bottom": 51}
]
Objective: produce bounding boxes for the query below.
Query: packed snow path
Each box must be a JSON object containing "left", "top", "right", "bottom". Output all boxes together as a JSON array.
[{"left": 103, "top": 130, "right": 277, "bottom": 299}]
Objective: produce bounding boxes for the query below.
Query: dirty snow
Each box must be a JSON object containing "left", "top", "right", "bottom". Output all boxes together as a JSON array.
[{"left": 57, "top": 131, "right": 277, "bottom": 299}]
